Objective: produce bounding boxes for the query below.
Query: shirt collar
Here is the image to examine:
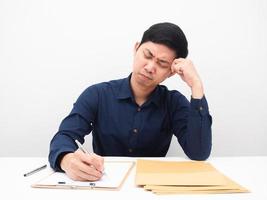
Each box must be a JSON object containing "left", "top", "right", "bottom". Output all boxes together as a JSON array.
[
  {"left": 116, "top": 74, "right": 134, "bottom": 100},
  {"left": 116, "top": 74, "right": 161, "bottom": 107}
]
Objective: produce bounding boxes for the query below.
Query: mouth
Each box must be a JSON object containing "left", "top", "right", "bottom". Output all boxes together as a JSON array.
[{"left": 139, "top": 73, "right": 153, "bottom": 80}]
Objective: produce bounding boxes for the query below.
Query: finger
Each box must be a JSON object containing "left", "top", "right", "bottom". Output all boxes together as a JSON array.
[
  {"left": 75, "top": 149, "right": 95, "bottom": 164},
  {"left": 90, "top": 153, "right": 105, "bottom": 172},
  {"left": 75, "top": 149, "right": 91, "bottom": 164},
  {"left": 172, "top": 60, "right": 183, "bottom": 73},
  {"left": 173, "top": 58, "right": 185, "bottom": 65},
  {"left": 76, "top": 170, "right": 101, "bottom": 181},
  {"left": 73, "top": 153, "right": 103, "bottom": 179},
  {"left": 76, "top": 150, "right": 104, "bottom": 173},
  {"left": 78, "top": 161, "right": 103, "bottom": 179},
  {"left": 174, "top": 65, "right": 183, "bottom": 75}
]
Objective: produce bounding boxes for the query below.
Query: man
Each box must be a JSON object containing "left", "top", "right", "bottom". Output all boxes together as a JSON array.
[{"left": 49, "top": 22, "right": 212, "bottom": 181}]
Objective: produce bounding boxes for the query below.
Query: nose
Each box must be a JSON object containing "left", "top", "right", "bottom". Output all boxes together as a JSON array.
[{"left": 144, "top": 60, "right": 156, "bottom": 74}]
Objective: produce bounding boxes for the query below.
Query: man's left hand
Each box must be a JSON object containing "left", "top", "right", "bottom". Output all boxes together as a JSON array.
[{"left": 170, "top": 58, "right": 204, "bottom": 99}]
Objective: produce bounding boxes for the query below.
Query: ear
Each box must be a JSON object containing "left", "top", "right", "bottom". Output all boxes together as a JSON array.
[{"left": 133, "top": 42, "right": 140, "bottom": 56}]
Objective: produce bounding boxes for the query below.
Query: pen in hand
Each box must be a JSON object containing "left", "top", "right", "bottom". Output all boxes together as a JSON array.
[
  {"left": 23, "top": 164, "right": 47, "bottom": 177},
  {"left": 75, "top": 140, "right": 105, "bottom": 174}
]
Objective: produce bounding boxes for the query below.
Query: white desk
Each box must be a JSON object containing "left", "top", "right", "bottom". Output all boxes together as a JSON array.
[{"left": 1, "top": 157, "right": 267, "bottom": 200}]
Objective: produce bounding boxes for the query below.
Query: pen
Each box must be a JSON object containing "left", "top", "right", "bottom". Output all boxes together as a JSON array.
[
  {"left": 23, "top": 164, "right": 47, "bottom": 177},
  {"left": 75, "top": 139, "right": 89, "bottom": 154},
  {"left": 75, "top": 139, "right": 105, "bottom": 174}
]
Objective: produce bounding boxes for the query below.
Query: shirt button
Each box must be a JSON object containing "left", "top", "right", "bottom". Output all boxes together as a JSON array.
[
  {"left": 137, "top": 107, "right": 141, "bottom": 112},
  {"left": 199, "top": 106, "right": 203, "bottom": 111},
  {"left": 128, "top": 148, "right": 133, "bottom": 153},
  {"left": 133, "top": 128, "right": 138, "bottom": 133}
]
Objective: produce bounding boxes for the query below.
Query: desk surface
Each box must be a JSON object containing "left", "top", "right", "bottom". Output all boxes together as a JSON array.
[{"left": 1, "top": 156, "right": 267, "bottom": 200}]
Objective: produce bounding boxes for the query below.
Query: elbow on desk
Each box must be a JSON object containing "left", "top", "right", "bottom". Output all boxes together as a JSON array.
[
  {"left": 187, "top": 153, "right": 210, "bottom": 161},
  {"left": 185, "top": 147, "right": 212, "bottom": 161}
]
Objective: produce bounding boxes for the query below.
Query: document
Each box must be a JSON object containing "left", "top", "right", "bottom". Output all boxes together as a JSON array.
[
  {"left": 32, "top": 161, "right": 134, "bottom": 190},
  {"left": 135, "top": 159, "right": 249, "bottom": 194}
]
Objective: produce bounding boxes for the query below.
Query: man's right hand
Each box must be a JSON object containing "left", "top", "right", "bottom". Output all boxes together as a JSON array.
[{"left": 60, "top": 150, "right": 104, "bottom": 181}]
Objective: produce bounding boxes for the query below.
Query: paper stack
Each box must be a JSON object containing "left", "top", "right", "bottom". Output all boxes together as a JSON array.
[{"left": 135, "top": 159, "right": 249, "bottom": 195}]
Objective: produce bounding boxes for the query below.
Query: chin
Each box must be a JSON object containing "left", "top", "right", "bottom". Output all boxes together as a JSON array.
[{"left": 138, "top": 79, "right": 156, "bottom": 88}]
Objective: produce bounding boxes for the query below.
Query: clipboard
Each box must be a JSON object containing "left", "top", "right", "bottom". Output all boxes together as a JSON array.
[{"left": 32, "top": 161, "right": 135, "bottom": 190}]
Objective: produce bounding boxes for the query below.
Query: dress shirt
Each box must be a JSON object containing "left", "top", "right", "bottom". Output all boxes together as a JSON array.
[{"left": 49, "top": 74, "right": 212, "bottom": 171}]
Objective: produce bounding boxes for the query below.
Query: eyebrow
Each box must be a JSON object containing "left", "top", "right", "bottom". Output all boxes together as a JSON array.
[{"left": 144, "top": 48, "right": 171, "bottom": 66}]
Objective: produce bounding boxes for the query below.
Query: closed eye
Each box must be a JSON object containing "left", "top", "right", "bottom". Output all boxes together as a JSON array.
[
  {"left": 143, "top": 49, "right": 153, "bottom": 59},
  {"left": 143, "top": 48, "right": 171, "bottom": 68}
]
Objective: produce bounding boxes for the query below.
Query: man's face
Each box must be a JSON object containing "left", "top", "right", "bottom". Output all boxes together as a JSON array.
[{"left": 132, "top": 41, "right": 176, "bottom": 88}]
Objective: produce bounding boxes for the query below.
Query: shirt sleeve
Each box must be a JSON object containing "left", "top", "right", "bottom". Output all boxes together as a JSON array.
[
  {"left": 171, "top": 94, "right": 212, "bottom": 160},
  {"left": 48, "top": 85, "right": 99, "bottom": 171}
]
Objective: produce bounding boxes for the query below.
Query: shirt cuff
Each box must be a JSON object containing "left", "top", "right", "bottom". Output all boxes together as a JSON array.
[
  {"left": 190, "top": 95, "right": 209, "bottom": 116},
  {"left": 50, "top": 148, "right": 75, "bottom": 172}
]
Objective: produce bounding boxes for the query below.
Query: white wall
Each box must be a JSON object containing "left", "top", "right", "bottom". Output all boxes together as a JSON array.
[{"left": 1, "top": 0, "right": 267, "bottom": 157}]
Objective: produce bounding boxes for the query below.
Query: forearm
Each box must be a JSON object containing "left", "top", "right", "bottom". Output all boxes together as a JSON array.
[
  {"left": 49, "top": 114, "right": 93, "bottom": 171},
  {"left": 178, "top": 96, "right": 212, "bottom": 160},
  {"left": 49, "top": 133, "right": 77, "bottom": 171},
  {"left": 191, "top": 80, "right": 204, "bottom": 99},
  {"left": 182, "top": 114, "right": 212, "bottom": 160},
  {"left": 49, "top": 85, "right": 98, "bottom": 171}
]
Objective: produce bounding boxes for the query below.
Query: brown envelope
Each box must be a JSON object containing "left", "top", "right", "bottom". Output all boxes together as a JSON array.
[
  {"left": 136, "top": 159, "right": 228, "bottom": 186},
  {"left": 135, "top": 159, "right": 249, "bottom": 194}
]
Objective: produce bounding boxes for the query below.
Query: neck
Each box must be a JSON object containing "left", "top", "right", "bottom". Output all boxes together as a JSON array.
[{"left": 130, "top": 75, "right": 155, "bottom": 106}]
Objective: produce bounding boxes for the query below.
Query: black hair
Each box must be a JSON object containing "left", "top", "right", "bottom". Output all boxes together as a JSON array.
[{"left": 140, "top": 22, "right": 188, "bottom": 58}]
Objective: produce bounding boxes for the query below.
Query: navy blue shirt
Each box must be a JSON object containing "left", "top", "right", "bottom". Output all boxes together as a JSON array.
[{"left": 49, "top": 75, "right": 212, "bottom": 171}]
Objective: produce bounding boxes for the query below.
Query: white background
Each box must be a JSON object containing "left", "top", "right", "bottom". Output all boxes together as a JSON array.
[{"left": 1, "top": 0, "right": 266, "bottom": 157}]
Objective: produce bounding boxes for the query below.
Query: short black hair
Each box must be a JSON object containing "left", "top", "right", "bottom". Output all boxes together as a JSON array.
[{"left": 140, "top": 22, "right": 188, "bottom": 58}]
